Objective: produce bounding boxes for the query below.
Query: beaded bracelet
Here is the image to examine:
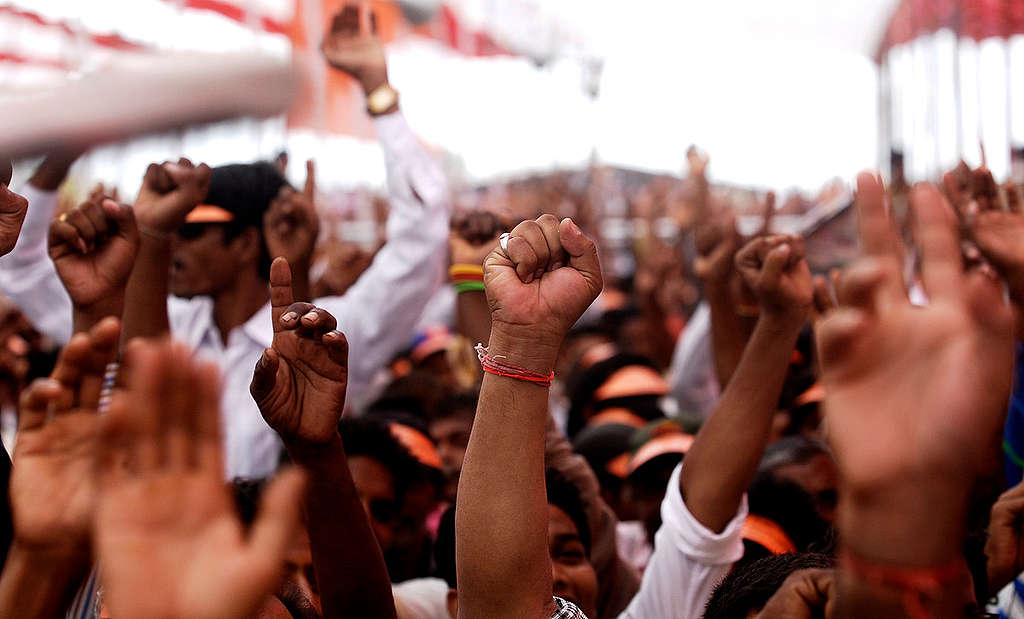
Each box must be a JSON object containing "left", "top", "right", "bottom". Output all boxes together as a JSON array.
[{"left": 475, "top": 344, "right": 554, "bottom": 388}]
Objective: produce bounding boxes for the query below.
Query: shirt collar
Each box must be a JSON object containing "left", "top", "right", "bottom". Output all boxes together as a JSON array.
[{"left": 242, "top": 301, "right": 274, "bottom": 349}]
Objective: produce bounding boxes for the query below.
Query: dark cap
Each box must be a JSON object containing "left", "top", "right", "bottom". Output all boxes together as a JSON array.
[{"left": 186, "top": 162, "right": 287, "bottom": 227}]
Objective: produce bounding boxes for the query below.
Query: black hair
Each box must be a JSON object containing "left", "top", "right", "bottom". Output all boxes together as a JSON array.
[
  {"left": 428, "top": 392, "right": 479, "bottom": 424},
  {"left": 231, "top": 477, "right": 268, "bottom": 528},
  {"left": 703, "top": 552, "right": 834, "bottom": 619},
  {"left": 207, "top": 162, "right": 290, "bottom": 281},
  {"left": 759, "top": 436, "right": 831, "bottom": 473},
  {"left": 740, "top": 473, "right": 834, "bottom": 570},
  {"left": 545, "top": 467, "right": 592, "bottom": 556},
  {"left": 369, "top": 370, "right": 450, "bottom": 422},
  {"left": 339, "top": 417, "right": 421, "bottom": 502},
  {"left": 433, "top": 468, "right": 593, "bottom": 591}
]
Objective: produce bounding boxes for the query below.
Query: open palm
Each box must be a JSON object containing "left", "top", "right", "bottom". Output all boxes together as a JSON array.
[
  {"left": 95, "top": 341, "right": 305, "bottom": 619},
  {"left": 817, "top": 176, "right": 1013, "bottom": 491},
  {"left": 251, "top": 257, "right": 349, "bottom": 445},
  {"left": 10, "top": 318, "right": 119, "bottom": 551}
]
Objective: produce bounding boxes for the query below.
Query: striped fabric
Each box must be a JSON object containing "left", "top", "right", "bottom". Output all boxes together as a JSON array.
[{"left": 551, "top": 597, "right": 588, "bottom": 619}]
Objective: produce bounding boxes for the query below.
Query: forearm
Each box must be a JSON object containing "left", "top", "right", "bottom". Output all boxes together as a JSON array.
[
  {"left": 704, "top": 284, "right": 753, "bottom": 388},
  {"left": 0, "top": 543, "right": 89, "bottom": 618},
  {"left": 121, "top": 235, "right": 170, "bottom": 341},
  {"left": 455, "top": 290, "right": 491, "bottom": 345},
  {"left": 681, "top": 311, "right": 803, "bottom": 532},
  {"left": 455, "top": 327, "right": 558, "bottom": 618},
  {"left": 73, "top": 294, "right": 125, "bottom": 335},
  {"left": 286, "top": 437, "right": 397, "bottom": 619}
]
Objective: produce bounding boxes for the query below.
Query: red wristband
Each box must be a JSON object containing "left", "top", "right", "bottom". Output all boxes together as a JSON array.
[
  {"left": 839, "top": 550, "right": 966, "bottom": 619},
  {"left": 475, "top": 344, "right": 554, "bottom": 388}
]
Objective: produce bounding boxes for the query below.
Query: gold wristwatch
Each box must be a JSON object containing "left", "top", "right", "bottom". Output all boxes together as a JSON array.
[{"left": 366, "top": 83, "right": 399, "bottom": 117}]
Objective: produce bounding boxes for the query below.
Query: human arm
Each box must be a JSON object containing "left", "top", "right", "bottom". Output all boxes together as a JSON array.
[
  {"left": 984, "top": 480, "right": 1024, "bottom": 596},
  {"left": 315, "top": 5, "right": 450, "bottom": 403},
  {"left": 456, "top": 215, "right": 602, "bottom": 619},
  {"left": 450, "top": 211, "right": 503, "bottom": 346},
  {"left": 0, "top": 317, "right": 120, "bottom": 618},
  {"left": 48, "top": 194, "right": 139, "bottom": 334},
  {"left": 250, "top": 257, "right": 397, "bottom": 619},
  {"left": 818, "top": 175, "right": 1013, "bottom": 617},
  {"left": 756, "top": 569, "right": 836, "bottom": 619},
  {"left": 93, "top": 339, "right": 306, "bottom": 619},
  {"left": 682, "top": 234, "right": 812, "bottom": 532},
  {"left": 264, "top": 160, "right": 319, "bottom": 302},
  {"left": 121, "top": 159, "right": 211, "bottom": 341},
  {"left": 0, "top": 155, "right": 79, "bottom": 344}
]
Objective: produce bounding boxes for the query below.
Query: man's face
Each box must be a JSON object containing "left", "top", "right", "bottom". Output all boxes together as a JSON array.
[
  {"left": 347, "top": 455, "right": 399, "bottom": 551},
  {"left": 429, "top": 414, "right": 472, "bottom": 497},
  {"left": 548, "top": 504, "right": 598, "bottom": 618},
  {"left": 169, "top": 223, "right": 244, "bottom": 298},
  {"left": 275, "top": 525, "right": 321, "bottom": 619}
]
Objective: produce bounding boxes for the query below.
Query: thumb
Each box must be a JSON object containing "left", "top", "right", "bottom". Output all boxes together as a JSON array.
[
  {"left": 250, "top": 348, "right": 280, "bottom": 405},
  {"left": 246, "top": 467, "right": 308, "bottom": 590},
  {"left": 102, "top": 199, "right": 139, "bottom": 243},
  {"left": 303, "top": 160, "right": 316, "bottom": 200},
  {"left": 558, "top": 218, "right": 603, "bottom": 297},
  {"left": 759, "top": 243, "right": 791, "bottom": 291}
]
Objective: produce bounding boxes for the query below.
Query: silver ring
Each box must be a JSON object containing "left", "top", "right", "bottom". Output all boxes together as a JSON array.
[{"left": 498, "top": 232, "right": 511, "bottom": 255}]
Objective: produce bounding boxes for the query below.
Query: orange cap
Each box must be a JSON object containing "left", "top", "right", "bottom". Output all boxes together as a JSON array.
[
  {"left": 184, "top": 204, "right": 235, "bottom": 224},
  {"left": 627, "top": 432, "right": 694, "bottom": 475},
  {"left": 594, "top": 365, "right": 669, "bottom": 401},
  {"left": 389, "top": 423, "right": 442, "bottom": 470},
  {"left": 587, "top": 408, "right": 647, "bottom": 429}
]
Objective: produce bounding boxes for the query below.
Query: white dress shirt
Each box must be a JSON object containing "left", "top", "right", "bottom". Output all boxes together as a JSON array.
[
  {"left": 666, "top": 302, "right": 721, "bottom": 418},
  {"left": 617, "top": 463, "right": 747, "bottom": 619},
  {"left": 0, "top": 111, "right": 450, "bottom": 479}
]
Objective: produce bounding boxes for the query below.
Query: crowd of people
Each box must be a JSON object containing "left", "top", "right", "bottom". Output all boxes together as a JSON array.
[{"left": 2, "top": 5, "right": 1024, "bottom": 619}]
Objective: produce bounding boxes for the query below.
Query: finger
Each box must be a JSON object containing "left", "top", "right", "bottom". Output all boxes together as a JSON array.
[
  {"left": 280, "top": 302, "right": 317, "bottom": 334},
  {"left": 299, "top": 306, "right": 338, "bottom": 338},
  {"left": 161, "top": 343, "right": 197, "bottom": 469},
  {"left": 759, "top": 243, "right": 792, "bottom": 291},
  {"left": 142, "top": 163, "right": 174, "bottom": 195},
  {"left": 96, "top": 392, "right": 138, "bottom": 484},
  {"left": 511, "top": 220, "right": 551, "bottom": 279},
  {"left": 812, "top": 275, "right": 836, "bottom": 317},
  {"left": 62, "top": 208, "right": 98, "bottom": 252},
  {"left": 942, "top": 171, "right": 968, "bottom": 217},
  {"left": 1005, "top": 182, "right": 1022, "bottom": 214},
  {"left": 911, "top": 183, "right": 964, "bottom": 303},
  {"left": 50, "top": 332, "right": 94, "bottom": 391},
  {"left": 48, "top": 218, "right": 86, "bottom": 258},
  {"left": 836, "top": 259, "right": 889, "bottom": 311},
  {"left": 855, "top": 172, "right": 905, "bottom": 305},
  {"left": 124, "top": 342, "right": 169, "bottom": 471},
  {"left": 504, "top": 235, "right": 539, "bottom": 283},
  {"left": 79, "top": 199, "right": 113, "bottom": 241},
  {"left": 735, "top": 236, "right": 767, "bottom": 272},
  {"left": 535, "top": 214, "right": 566, "bottom": 270},
  {"left": 358, "top": 1, "right": 372, "bottom": 37},
  {"left": 76, "top": 317, "right": 121, "bottom": 410},
  {"left": 269, "top": 257, "right": 295, "bottom": 333},
  {"left": 247, "top": 467, "right": 308, "bottom": 586},
  {"left": 194, "top": 359, "right": 223, "bottom": 472},
  {"left": 303, "top": 160, "right": 316, "bottom": 200},
  {"left": 973, "top": 167, "right": 999, "bottom": 212},
  {"left": 815, "top": 308, "right": 871, "bottom": 369},
  {"left": 250, "top": 347, "right": 280, "bottom": 405},
  {"left": 323, "top": 331, "right": 349, "bottom": 371},
  {"left": 17, "top": 378, "right": 63, "bottom": 431},
  {"left": 558, "top": 218, "right": 603, "bottom": 297}
]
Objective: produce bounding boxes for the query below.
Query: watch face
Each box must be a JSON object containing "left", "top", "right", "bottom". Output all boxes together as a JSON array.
[{"left": 369, "top": 86, "right": 397, "bottom": 113}]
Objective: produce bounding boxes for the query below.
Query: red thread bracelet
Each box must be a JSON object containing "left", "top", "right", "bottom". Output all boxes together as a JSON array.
[
  {"left": 839, "top": 551, "right": 966, "bottom": 619},
  {"left": 475, "top": 344, "right": 554, "bottom": 388}
]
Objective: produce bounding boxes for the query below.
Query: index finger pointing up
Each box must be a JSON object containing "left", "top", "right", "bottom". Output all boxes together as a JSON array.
[{"left": 269, "top": 257, "right": 295, "bottom": 333}]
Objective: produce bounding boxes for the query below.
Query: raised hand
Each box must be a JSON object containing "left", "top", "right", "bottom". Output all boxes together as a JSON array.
[
  {"left": 817, "top": 174, "right": 1014, "bottom": 565},
  {"left": 94, "top": 339, "right": 306, "bottom": 619},
  {"left": 9, "top": 317, "right": 119, "bottom": 554},
  {"left": 755, "top": 569, "right": 836, "bottom": 619},
  {"left": 251, "top": 257, "right": 349, "bottom": 446},
  {"left": 133, "top": 158, "right": 211, "bottom": 236},
  {"left": 985, "top": 481, "right": 1024, "bottom": 595},
  {"left": 49, "top": 195, "right": 139, "bottom": 310},
  {"left": 953, "top": 168, "right": 1024, "bottom": 302},
  {"left": 450, "top": 210, "right": 504, "bottom": 266},
  {"left": 735, "top": 234, "right": 813, "bottom": 318},
  {"left": 0, "top": 181, "right": 28, "bottom": 257},
  {"left": 322, "top": 4, "right": 388, "bottom": 94},
  {"left": 694, "top": 213, "right": 741, "bottom": 286},
  {"left": 484, "top": 214, "right": 602, "bottom": 347},
  {"left": 264, "top": 161, "right": 320, "bottom": 275}
]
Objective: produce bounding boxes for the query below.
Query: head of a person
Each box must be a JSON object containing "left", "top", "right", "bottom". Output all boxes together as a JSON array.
[
  {"left": 339, "top": 417, "right": 421, "bottom": 553},
  {"left": 759, "top": 436, "right": 838, "bottom": 524},
  {"left": 739, "top": 472, "right": 833, "bottom": 569},
  {"left": 702, "top": 552, "right": 835, "bottom": 619},
  {"left": 426, "top": 393, "right": 477, "bottom": 499},
  {"left": 572, "top": 422, "right": 638, "bottom": 520},
  {"left": 436, "top": 469, "right": 599, "bottom": 619},
  {"left": 565, "top": 352, "right": 670, "bottom": 439},
  {"left": 233, "top": 479, "right": 321, "bottom": 619},
  {"left": 169, "top": 162, "right": 285, "bottom": 298},
  {"left": 620, "top": 419, "right": 694, "bottom": 542}
]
